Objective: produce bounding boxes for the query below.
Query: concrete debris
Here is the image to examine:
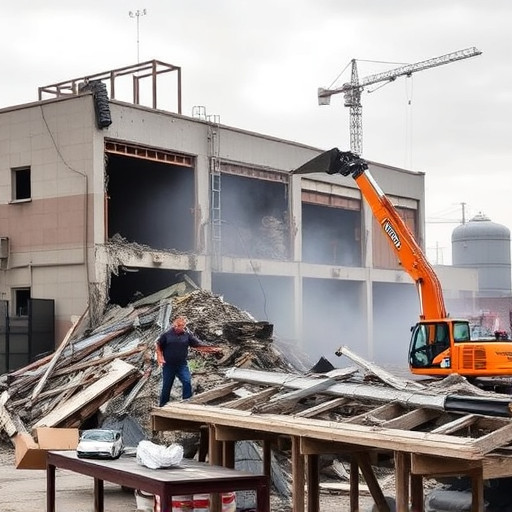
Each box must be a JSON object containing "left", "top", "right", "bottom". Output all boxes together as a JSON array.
[{"left": 0, "top": 282, "right": 294, "bottom": 443}]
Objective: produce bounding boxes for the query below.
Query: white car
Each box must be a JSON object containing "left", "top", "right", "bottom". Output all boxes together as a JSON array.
[{"left": 76, "top": 429, "right": 123, "bottom": 459}]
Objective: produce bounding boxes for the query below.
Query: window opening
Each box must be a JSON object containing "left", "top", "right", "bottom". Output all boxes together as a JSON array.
[
  {"left": 13, "top": 288, "right": 31, "bottom": 316},
  {"left": 12, "top": 167, "right": 31, "bottom": 200}
]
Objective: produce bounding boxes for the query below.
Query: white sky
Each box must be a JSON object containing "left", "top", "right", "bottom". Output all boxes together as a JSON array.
[{"left": 2, "top": 1, "right": 511, "bottom": 265}]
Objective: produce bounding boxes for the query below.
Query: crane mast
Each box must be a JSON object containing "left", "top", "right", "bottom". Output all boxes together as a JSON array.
[{"left": 318, "top": 47, "right": 482, "bottom": 155}]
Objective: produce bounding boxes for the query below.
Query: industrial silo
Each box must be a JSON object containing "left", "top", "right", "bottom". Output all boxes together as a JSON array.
[{"left": 452, "top": 213, "right": 511, "bottom": 297}]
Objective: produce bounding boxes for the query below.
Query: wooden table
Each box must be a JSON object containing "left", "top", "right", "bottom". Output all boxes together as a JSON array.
[{"left": 46, "top": 450, "right": 270, "bottom": 512}]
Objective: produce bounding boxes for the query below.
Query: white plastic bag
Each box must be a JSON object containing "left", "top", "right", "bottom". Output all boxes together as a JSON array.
[{"left": 136, "top": 440, "right": 184, "bottom": 469}]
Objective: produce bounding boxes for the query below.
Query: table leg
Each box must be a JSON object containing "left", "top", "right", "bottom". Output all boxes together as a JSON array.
[
  {"left": 161, "top": 493, "right": 170, "bottom": 512},
  {"left": 256, "top": 480, "right": 271, "bottom": 512},
  {"left": 94, "top": 478, "right": 104, "bottom": 512},
  {"left": 46, "top": 463, "right": 56, "bottom": 512}
]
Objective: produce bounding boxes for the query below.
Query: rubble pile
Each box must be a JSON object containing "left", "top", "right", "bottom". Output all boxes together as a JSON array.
[{"left": 0, "top": 282, "right": 295, "bottom": 442}]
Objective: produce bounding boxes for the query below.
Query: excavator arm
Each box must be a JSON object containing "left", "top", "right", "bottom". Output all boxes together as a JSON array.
[{"left": 293, "top": 148, "right": 447, "bottom": 321}]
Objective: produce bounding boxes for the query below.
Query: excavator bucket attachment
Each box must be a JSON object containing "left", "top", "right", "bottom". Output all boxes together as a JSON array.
[{"left": 292, "top": 148, "right": 368, "bottom": 177}]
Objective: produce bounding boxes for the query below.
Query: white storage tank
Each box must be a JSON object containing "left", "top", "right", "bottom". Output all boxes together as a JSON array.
[{"left": 452, "top": 213, "right": 511, "bottom": 297}]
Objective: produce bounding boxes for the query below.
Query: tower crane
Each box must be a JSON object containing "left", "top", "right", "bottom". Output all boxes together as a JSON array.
[{"left": 318, "top": 47, "right": 482, "bottom": 156}]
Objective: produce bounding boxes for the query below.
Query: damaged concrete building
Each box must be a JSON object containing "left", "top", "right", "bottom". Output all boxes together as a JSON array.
[{"left": 0, "top": 60, "right": 477, "bottom": 374}]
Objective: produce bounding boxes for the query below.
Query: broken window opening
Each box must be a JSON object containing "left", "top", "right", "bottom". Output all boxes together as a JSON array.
[
  {"left": 220, "top": 174, "right": 290, "bottom": 261},
  {"left": 106, "top": 153, "right": 195, "bottom": 252},
  {"left": 109, "top": 268, "right": 200, "bottom": 307},
  {"left": 302, "top": 203, "right": 361, "bottom": 266}
]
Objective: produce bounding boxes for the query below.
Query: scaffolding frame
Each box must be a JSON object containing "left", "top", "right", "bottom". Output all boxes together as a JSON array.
[{"left": 38, "top": 59, "right": 182, "bottom": 113}]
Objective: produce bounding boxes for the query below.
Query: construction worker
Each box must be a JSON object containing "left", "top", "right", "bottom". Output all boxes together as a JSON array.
[{"left": 156, "top": 316, "right": 221, "bottom": 406}]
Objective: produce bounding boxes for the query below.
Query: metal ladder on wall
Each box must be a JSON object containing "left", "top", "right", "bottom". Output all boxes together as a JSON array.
[{"left": 208, "top": 114, "right": 221, "bottom": 271}]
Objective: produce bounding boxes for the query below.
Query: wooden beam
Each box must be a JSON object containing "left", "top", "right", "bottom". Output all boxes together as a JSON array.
[
  {"left": 209, "top": 424, "right": 222, "bottom": 466},
  {"left": 473, "top": 421, "right": 512, "bottom": 455},
  {"left": 254, "top": 378, "right": 337, "bottom": 414},
  {"left": 151, "top": 415, "right": 204, "bottom": 432},
  {"left": 411, "top": 454, "right": 481, "bottom": 476},
  {"left": 349, "top": 457, "right": 359, "bottom": 512},
  {"left": 344, "top": 402, "right": 404, "bottom": 424},
  {"left": 214, "top": 425, "right": 277, "bottom": 442},
  {"left": 292, "top": 436, "right": 305, "bottom": 512},
  {"left": 431, "top": 414, "right": 477, "bottom": 435},
  {"left": 187, "top": 382, "right": 240, "bottom": 404},
  {"left": 382, "top": 408, "right": 441, "bottom": 430},
  {"left": 300, "top": 437, "right": 368, "bottom": 455},
  {"left": 222, "top": 387, "right": 279, "bottom": 410},
  {"left": 295, "top": 397, "right": 348, "bottom": 418},
  {"left": 410, "top": 474, "right": 423, "bottom": 512},
  {"left": 306, "top": 454, "right": 319, "bottom": 512},
  {"left": 354, "top": 451, "right": 390, "bottom": 512},
  {"left": 394, "top": 452, "right": 410, "bottom": 512},
  {"left": 470, "top": 467, "right": 484, "bottom": 512},
  {"left": 31, "top": 312, "right": 84, "bottom": 402}
]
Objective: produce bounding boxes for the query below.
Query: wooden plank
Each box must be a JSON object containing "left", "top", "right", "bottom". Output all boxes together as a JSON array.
[
  {"left": 254, "top": 378, "right": 337, "bottom": 414},
  {"left": 382, "top": 407, "right": 440, "bottom": 430},
  {"left": 344, "top": 402, "right": 404, "bottom": 424},
  {"left": 354, "top": 451, "right": 389, "bottom": 512},
  {"left": 472, "top": 421, "right": 512, "bottom": 454},
  {"left": 300, "top": 437, "right": 368, "bottom": 456},
  {"left": 483, "top": 454, "right": 512, "bottom": 479},
  {"left": 319, "top": 481, "right": 370, "bottom": 494},
  {"left": 394, "top": 452, "right": 410, "bottom": 512},
  {"left": 31, "top": 310, "right": 85, "bottom": 402},
  {"left": 431, "top": 414, "right": 477, "bottom": 435},
  {"left": 0, "top": 391, "right": 17, "bottom": 437},
  {"left": 187, "top": 382, "right": 240, "bottom": 404},
  {"left": 222, "top": 387, "right": 279, "bottom": 410},
  {"left": 214, "top": 425, "right": 278, "bottom": 442},
  {"left": 335, "top": 346, "right": 425, "bottom": 390},
  {"left": 295, "top": 397, "right": 348, "bottom": 418},
  {"left": 152, "top": 416, "right": 204, "bottom": 432},
  {"left": 411, "top": 454, "right": 481, "bottom": 476},
  {"left": 32, "top": 359, "right": 137, "bottom": 429}
]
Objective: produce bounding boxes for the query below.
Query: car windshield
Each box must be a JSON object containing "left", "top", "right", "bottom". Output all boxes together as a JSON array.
[{"left": 81, "top": 430, "right": 115, "bottom": 442}]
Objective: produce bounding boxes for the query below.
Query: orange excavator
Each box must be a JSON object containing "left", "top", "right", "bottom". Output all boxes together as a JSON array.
[{"left": 293, "top": 148, "right": 512, "bottom": 378}]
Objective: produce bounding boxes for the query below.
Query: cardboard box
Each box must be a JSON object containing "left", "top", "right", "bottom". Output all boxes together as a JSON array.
[{"left": 13, "top": 427, "right": 79, "bottom": 470}]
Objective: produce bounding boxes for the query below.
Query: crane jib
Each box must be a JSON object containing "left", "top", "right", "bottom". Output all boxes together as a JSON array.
[{"left": 382, "top": 219, "right": 401, "bottom": 250}]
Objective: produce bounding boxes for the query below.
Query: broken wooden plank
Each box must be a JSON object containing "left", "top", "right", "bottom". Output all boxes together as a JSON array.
[
  {"left": 32, "top": 359, "right": 138, "bottom": 430},
  {"left": 335, "top": 345, "right": 425, "bottom": 391},
  {"left": 254, "top": 378, "right": 337, "bottom": 414},
  {"left": 0, "top": 391, "right": 17, "bottom": 437},
  {"left": 431, "top": 414, "right": 477, "bottom": 435},
  {"left": 295, "top": 397, "right": 349, "bottom": 418},
  {"left": 31, "top": 311, "right": 85, "bottom": 402},
  {"left": 222, "top": 387, "right": 279, "bottom": 410},
  {"left": 187, "top": 382, "right": 240, "bottom": 404}
]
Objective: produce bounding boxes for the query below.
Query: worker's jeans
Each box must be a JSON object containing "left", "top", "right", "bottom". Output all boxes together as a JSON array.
[{"left": 159, "top": 362, "right": 192, "bottom": 406}]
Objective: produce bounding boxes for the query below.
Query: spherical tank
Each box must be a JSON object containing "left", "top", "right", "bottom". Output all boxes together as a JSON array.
[{"left": 452, "top": 213, "right": 511, "bottom": 296}]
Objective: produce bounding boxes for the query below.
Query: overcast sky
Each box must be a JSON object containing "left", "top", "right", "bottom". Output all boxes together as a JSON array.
[{"left": 2, "top": 1, "right": 511, "bottom": 265}]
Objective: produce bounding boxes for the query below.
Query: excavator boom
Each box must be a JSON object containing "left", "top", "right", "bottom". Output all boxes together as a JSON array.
[{"left": 293, "top": 148, "right": 446, "bottom": 320}]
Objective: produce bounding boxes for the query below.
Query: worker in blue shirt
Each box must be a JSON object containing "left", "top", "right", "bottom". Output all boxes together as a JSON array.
[{"left": 156, "top": 316, "right": 221, "bottom": 406}]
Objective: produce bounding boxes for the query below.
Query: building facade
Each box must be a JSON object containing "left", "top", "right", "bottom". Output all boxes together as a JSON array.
[{"left": 0, "top": 61, "right": 473, "bottom": 373}]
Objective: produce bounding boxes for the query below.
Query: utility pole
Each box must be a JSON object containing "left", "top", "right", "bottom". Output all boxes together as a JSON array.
[{"left": 129, "top": 8, "right": 147, "bottom": 63}]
